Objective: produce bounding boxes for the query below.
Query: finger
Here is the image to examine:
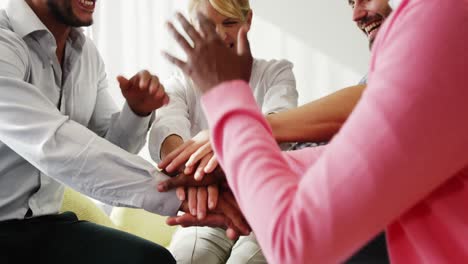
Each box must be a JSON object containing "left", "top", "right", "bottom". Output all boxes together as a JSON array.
[
  {"left": 196, "top": 12, "right": 218, "bottom": 41},
  {"left": 197, "top": 187, "right": 208, "bottom": 220},
  {"left": 217, "top": 196, "right": 250, "bottom": 235},
  {"left": 223, "top": 190, "right": 242, "bottom": 211},
  {"left": 116, "top": 75, "right": 131, "bottom": 90},
  {"left": 185, "top": 142, "right": 212, "bottom": 168},
  {"left": 178, "top": 200, "right": 190, "bottom": 213},
  {"left": 158, "top": 169, "right": 222, "bottom": 191},
  {"left": 204, "top": 154, "right": 218, "bottom": 174},
  {"left": 194, "top": 154, "right": 212, "bottom": 181},
  {"left": 162, "top": 51, "right": 190, "bottom": 76},
  {"left": 153, "top": 83, "right": 166, "bottom": 99},
  {"left": 167, "top": 142, "right": 204, "bottom": 173},
  {"left": 162, "top": 94, "right": 170, "bottom": 105},
  {"left": 157, "top": 173, "right": 189, "bottom": 192},
  {"left": 166, "top": 21, "right": 194, "bottom": 55},
  {"left": 226, "top": 227, "right": 240, "bottom": 241},
  {"left": 152, "top": 83, "right": 167, "bottom": 108},
  {"left": 138, "top": 70, "right": 152, "bottom": 91},
  {"left": 175, "top": 12, "right": 202, "bottom": 45},
  {"left": 159, "top": 140, "right": 192, "bottom": 172},
  {"left": 148, "top": 77, "right": 162, "bottom": 96},
  {"left": 207, "top": 184, "right": 219, "bottom": 210},
  {"left": 237, "top": 25, "right": 251, "bottom": 56},
  {"left": 184, "top": 164, "right": 195, "bottom": 175},
  {"left": 166, "top": 213, "right": 226, "bottom": 228},
  {"left": 224, "top": 218, "right": 245, "bottom": 239},
  {"left": 176, "top": 187, "right": 186, "bottom": 201},
  {"left": 188, "top": 187, "right": 197, "bottom": 216}
]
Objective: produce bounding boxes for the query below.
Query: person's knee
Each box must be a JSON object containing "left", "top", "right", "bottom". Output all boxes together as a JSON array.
[
  {"left": 227, "top": 250, "right": 267, "bottom": 264},
  {"left": 170, "top": 226, "right": 232, "bottom": 264},
  {"left": 228, "top": 235, "right": 267, "bottom": 264},
  {"left": 130, "top": 243, "right": 176, "bottom": 264}
]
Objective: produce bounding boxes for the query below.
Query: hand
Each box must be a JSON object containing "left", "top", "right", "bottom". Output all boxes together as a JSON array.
[
  {"left": 163, "top": 12, "right": 253, "bottom": 93},
  {"left": 184, "top": 185, "right": 219, "bottom": 219},
  {"left": 117, "top": 70, "right": 169, "bottom": 116},
  {"left": 157, "top": 166, "right": 227, "bottom": 192},
  {"left": 159, "top": 130, "right": 218, "bottom": 179},
  {"left": 171, "top": 190, "right": 250, "bottom": 240}
]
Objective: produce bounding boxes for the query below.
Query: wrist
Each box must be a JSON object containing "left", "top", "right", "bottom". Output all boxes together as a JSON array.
[
  {"left": 128, "top": 104, "right": 152, "bottom": 117},
  {"left": 161, "top": 135, "right": 184, "bottom": 160},
  {"left": 266, "top": 114, "right": 281, "bottom": 142}
]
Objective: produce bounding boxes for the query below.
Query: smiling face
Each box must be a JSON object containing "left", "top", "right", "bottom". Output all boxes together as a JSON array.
[
  {"left": 191, "top": 0, "right": 252, "bottom": 49},
  {"left": 348, "top": 0, "right": 392, "bottom": 49},
  {"left": 47, "top": 0, "right": 97, "bottom": 27}
]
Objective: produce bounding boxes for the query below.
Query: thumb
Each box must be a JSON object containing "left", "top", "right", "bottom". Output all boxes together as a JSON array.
[
  {"left": 236, "top": 25, "right": 251, "bottom": 56},
  {"left": 117, "top": 75, "right": 131, "bottom": 90}
]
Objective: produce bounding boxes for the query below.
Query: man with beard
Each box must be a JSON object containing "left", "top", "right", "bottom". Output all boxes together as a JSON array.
[{"left": 1, "top": 0, "right": 180, "bottom": 263}]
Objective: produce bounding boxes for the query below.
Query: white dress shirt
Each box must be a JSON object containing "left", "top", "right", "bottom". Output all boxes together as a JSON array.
[
  {"left": 0, "top": 0, "right": 180, "bottom": 221},
  {"left": 149, "top": 59, "right": 298, "bottom": 162}
]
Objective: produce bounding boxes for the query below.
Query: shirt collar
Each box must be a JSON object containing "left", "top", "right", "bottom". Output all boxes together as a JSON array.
[
  {"left": 6, "top": 0, "right": 50, "bottom": 38},
  {"left": 5, "top": 0, "right": 86, "bottom": 47}
]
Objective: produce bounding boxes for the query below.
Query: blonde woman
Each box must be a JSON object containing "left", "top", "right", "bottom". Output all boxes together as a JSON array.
[{"left": 149, "top": 0, "right": 298, "bottom": 263}]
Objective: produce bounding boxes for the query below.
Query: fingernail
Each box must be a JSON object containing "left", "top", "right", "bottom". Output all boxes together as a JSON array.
[
  {"left": 177, "top": 193, "right": 184, "bottom": 201},
  {"left": 191, "top": 209, "right": 197, "bottom": 216},
  {"left": 179, "top": 193, "right": 185, "bottom": 201},
  {"left": 208, "top": 201, "right": 215, "bottom": 209},
  {"left": 198, "top": 212, "right": 205, "bottom": 220}
]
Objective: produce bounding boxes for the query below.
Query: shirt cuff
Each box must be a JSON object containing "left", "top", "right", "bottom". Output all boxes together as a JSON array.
[
  {"left": 148, "top": 123, "right": 191, "bottom": 163},
  {"left": 119, "top": 103, "right": 155, "bottom": 137},
  {"left": 141, "top": 171, "right": 182, "bottom": 216}
]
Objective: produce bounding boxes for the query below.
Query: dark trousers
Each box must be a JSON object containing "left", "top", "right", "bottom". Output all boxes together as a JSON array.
[
  {"left": 0, "top": 211, "right": 175, "bottom": 264},
  {"left": 345, "top": 233, "right": 389, "bottom": 264}
]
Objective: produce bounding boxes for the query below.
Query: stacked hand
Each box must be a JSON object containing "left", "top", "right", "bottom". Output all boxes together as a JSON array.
[
  {"left": 117, "top": 70, "right": 169, "bottom": 116},
  {"left": 170, "top": 186, "right": 250, "bottom": 240},
  {"left": 158, "top": 130, "right": 220, "bottom": 211},
  {"left": 159, "top": 130, "right": 217, "bottom": 180},
  {"left": 158, "top": 131, "right": 249, "bottom": 239}
]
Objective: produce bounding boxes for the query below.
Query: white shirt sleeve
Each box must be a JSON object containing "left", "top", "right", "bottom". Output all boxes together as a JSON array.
[
  {"left": 87, "top": 44, "right": 154, "bottom": 155},
  {"left": 0, "top": 31, "right": 181, "bottom": 216},
  {"left": 261, "top": 60, "right": 298, "bottom": 114},
  {"left": 149, "top": 73, "right": 192, "bottom": 163}
]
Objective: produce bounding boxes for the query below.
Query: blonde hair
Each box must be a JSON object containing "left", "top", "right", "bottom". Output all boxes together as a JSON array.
[{"left": 189, "top": 0, "right": 251, "bottom": 21}]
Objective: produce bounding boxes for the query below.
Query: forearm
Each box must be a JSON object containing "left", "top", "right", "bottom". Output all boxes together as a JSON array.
[
  {"left": 105, "top": 103, "right": 153, "bottom": 153},
  {"left": 267, "top": 84, "right": 365, "bottom": 143},
  {"left": 0, "top": 78, "right": 180, "bottom": 216},
  {"left": 160, "top": 134, "right": 184, "bottom": 161},
  {"left": 203, "top": 70, "right": 468, "bottom": 263}
]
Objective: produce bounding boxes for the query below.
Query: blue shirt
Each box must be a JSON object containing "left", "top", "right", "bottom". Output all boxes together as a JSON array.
[{"left": 0, "top": 0, "right": 180, "bottom": 221}]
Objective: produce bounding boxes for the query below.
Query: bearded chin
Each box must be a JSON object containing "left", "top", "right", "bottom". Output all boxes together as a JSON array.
[{"left": 47, "top": 0, "right": 93, "bottom": 27}]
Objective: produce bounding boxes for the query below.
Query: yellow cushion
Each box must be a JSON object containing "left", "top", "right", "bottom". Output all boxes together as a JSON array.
[
  {"left": 111, "top": 207, "right": 177, "bottom": 247},
  {"left": 61, "top": 187, "right": 176, "bottom": 247},
  {"left": 60, "top": 187, "right": 115, "bottom": 228}
]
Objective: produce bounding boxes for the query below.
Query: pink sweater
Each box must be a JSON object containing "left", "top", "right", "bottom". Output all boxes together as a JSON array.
[{"left": 201, "top": 0, "right": 468, "bottom": 263}]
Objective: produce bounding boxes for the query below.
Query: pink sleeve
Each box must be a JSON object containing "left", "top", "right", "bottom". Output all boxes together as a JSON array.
[
  {"left": 282, "top": 147, "right": 325, "bottom": 177},
  {"left": 201, "top": 0, "right": 468, "bottom": 263}
]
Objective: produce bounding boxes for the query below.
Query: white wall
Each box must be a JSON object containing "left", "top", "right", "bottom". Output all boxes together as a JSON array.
[
  {"left": 248, "top": 0, "right": 371, "bottom": 104},
  {"left": 0, "top": 0, "right": 371, "bottom": 105}
]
